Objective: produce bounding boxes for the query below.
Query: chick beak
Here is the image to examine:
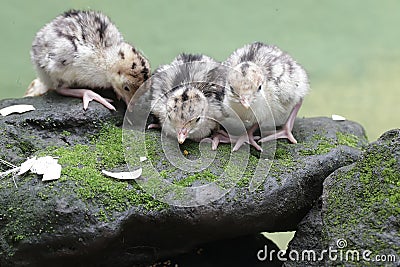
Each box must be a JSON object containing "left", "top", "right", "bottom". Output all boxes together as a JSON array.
[
  {"left": 177, "top": 128, "right": 189, "bottom": 144},
  {"left": 240, "top": 96, "right": 251, "bottom": 109}
]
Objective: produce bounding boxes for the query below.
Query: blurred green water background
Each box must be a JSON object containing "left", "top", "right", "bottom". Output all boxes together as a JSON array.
[{"left": 1, "top": 0, "right": 399, "bottom": 140}]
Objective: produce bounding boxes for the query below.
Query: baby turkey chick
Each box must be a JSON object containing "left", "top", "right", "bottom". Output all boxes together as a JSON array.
[
  {"left": 28, "top": 10, "right": 150, "bottom": 110},
  {"left": 150, "top": 53, "right": 225, "bottom": 146},
  {"left": 221, "top": 42, "right": 309, "bottom": 151}
]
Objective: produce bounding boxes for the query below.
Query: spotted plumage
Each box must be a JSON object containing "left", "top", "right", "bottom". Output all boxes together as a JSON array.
[
  {"left": 219, "top": 41, "right": 310, "bottom": 151},
  {"left": 26, "top": 10, "right": 150, "bottom": 110},
  {"left": 149, "top": 53, "right": 225, "bottom": 144}
]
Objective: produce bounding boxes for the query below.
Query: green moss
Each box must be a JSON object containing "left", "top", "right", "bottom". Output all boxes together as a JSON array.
[
  {"left": 59, "top": 153, "right": 164, "bottom": 216},
  {"left": 299, "top": 134, "right": 336, "bottom": 156},
  {"left": 94, "top": 124, "right": 125, "bottom": 169},
  {"left": 61, "top": 130, "right": 71, "bottom": 137},
  {"left": 233, "top": 152, "right": 266, "bottom": 188},
  {"left": 299, "top": 132, "right": 362, "bottom": 156},
  {"left": 143, "top": 130, "right": 162, "bottom": 162},
  {"left": 135, "top": 134, "right": 256, "bottom": 190},
  {"left": 275, "top": 143, "right": 295, "bottom": 167},
  {"left": 174, "top": 170, "right": 218, "bottom": 187},
  {"left": 0, "top": 188, "right": 56, "bottom": 248},
  {"left": 17, "top": 140, "right": 35, "bottom": 154},
  {"left": 260, "top": 141, "right": 297, "bottom": 184},
  {"left": 336, "top": 132, "right": 360, "bottom": 148},
  {"left": 36, "top": 125, "right": 168, "bottom": 222},
  {"left": 324, "top": 143, "right": 400, "bottom": 262}
]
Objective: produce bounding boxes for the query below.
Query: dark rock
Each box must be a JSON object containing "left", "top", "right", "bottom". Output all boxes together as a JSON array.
[
  {"left": 283, "top": 199, "right": 323, "bottom": 266},
  {"left": 323, "top": 129, "right": 400, "bottom": 266},
  {"left": 0, "top": 92, "right": 124, "bottom": 164},
  {"left": 150, "top": 234, "right": 282, "bottom": 267},
  {"left": 286, "top": 129, "right": 400, "bottom": 266},
  {"left": 0, "top": 93, "right": 367, "bottom": 266}
]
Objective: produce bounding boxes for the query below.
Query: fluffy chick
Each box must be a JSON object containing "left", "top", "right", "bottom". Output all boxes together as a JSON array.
[
  {"left": 221, "top": 42, "right": 310, "bottom": 151},
  {"left": 28, "top": 10, "right": 150, "bottom": 110},
  {"left": 150, "top": 53, "right": 225, "bottom": 145}
]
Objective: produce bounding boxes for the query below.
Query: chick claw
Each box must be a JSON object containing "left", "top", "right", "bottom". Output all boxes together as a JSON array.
[
  {"left": 257, "top": 127, "right": 297, "bottom": 144},
  {"left": 258, "top": 100, "right": 302, "bottom": 144},
  {"left": 231, "top": 124, "right": 263, "bottom": 152},
  {"left": 232, "top": 134, "right": 262, "bottom": 152},
  {"left": 209, "top": 127, "right": 263, "bottom": 152},
  {"left": 202, "top": 132, "right": 232, "bottom": 150},
  {"left": 57, "top": 88, "right": 116, "bottom": 111}
]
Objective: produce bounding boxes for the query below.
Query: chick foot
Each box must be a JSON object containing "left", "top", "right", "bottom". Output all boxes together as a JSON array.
[
  {"left": 231, "top": 124, "right": 262, "bottom": 152},
  {"left": 207, "top": 125, "right": 262, "bottom": 152},
  {"left": 258, "top": 100, "right": 302, "bottom": 144},
  {"left": 57, "top": 88, "right": 116, "bottom": 111},
  {"left": 201, "top": 132, "right": 232, "bottom": 150}
]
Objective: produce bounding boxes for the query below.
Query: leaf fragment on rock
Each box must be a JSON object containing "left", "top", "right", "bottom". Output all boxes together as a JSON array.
[
  {"left": 102, "top": 169, "right": 142, "bottom": 180},
  {"left": 42, "top": 163, "right": 62, "bottom": 181},
  {"left": 332, "top": 114, "right": 346, "bottom": 121},
  {"left": 0, "top": 104, "right": 35, "bottom": 116},
  {"left": 17, "top": 157, "right": 37, "bottom": 175},
  {"left": 30, "top": 156, "right": 56, "bottom": 174},
  {"left": 17, "top": 156, "right": 61, "bottom": 181}
]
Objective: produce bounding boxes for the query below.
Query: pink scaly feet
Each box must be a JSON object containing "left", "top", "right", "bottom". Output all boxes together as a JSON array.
[
  {"left": 258, "top": 100, "right": 302, "bottom": 144},
  {"left": 57, "top": 88, "right": 116, "bottom": 111},
  {"left": 201, "top": 131, "right": 232, "bottom": 150},
  {"left": 205, "top": 124, "right": 262, "bottom": 152},
  {"left": 232, "top": 124, "right": 262, "bottom": 151}
]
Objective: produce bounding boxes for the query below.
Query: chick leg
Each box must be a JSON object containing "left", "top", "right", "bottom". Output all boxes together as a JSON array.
[
  {"left": 200, "top": 131, "right": 231, "bottom": 150},
  {"left": 203, "top": 125, "right": 263, "bottom": 151},
  {"left": 258, "top": 100, "right": 302, "bottom": 144},
  {"left": 232, "top": 124, "right": 263, "bottom": 152},
  {"left": 57, "top": 88, "right": 116, "bottom": 111}
]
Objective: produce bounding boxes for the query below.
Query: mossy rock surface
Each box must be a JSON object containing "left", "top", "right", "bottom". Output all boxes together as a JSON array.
[
  {"left": 0, "top": 93, "right": 367, "bottom": 266},
  {"left": 285, "top": 129, "right": 400, "bottom": 266}
]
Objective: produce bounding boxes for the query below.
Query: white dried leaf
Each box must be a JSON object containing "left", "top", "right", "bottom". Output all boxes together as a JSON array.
[
  {"left": 332, "top": 114, "right": 346, "bottom": 121},
  {"left": 102, "top": 169, "right": 142, "bottom": 180},
  {"left": 42, "top": 163, "right": 62, "bottom": 181},
  {"left": 30, "top": 156, "right": 58, "bottom": 174},
  {"left": 17, "top": 157, "right": 37, "bottom": 175},
  {"left": 139, "top": 156, "right": 147, "bottom": 162},
  {"left": 0, "top": 104, "right": 35, "bottom": 116},
  {"left": 30, "top": 156, "right": 61, "bottom": 181}
]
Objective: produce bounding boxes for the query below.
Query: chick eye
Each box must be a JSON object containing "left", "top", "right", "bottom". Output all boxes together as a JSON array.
[
  {"left": 258, "top": 85, "right": 262, "bottom": 91},
  {"left": 124, "top": 86, "right": 130, "bottom": 92},
  {"left": 195, "top": 117, "right": 201, "bottom": 123}
]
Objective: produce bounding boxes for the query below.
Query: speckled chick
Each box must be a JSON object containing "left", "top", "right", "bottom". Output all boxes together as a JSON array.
[
  {"left": 221, "top": 42, "right": 310, "bottom": 151},
  {"left": 27, "top": 10, "right": 150, "bottom": 110},
  {"left": 149, "top": 53, "right": 225, "bottom": 145}
]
